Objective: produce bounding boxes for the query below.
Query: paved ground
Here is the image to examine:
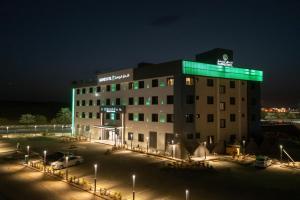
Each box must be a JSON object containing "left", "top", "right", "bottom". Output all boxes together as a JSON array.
[{"left": 1, "top": 136, "right": 300, "bottom": 200}]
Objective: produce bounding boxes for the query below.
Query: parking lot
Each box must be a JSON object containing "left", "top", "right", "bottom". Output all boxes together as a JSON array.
[{"left": 1, "top": 136, "right": 300, "bottom": 200}]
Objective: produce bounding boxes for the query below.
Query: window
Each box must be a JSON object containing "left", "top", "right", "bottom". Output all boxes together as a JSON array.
[
  {"left": 76, "top": 89, "right": 80, "bottom": 94},
  {"left": 97, "top": 112, "right": 100, "bottom": 119},
  {"left": 230, "top": 97, "right": 236, "bottom": 105},
  {"left": 89, "top": 100, "right": 93, "bottom": 106},
  {"left": 128, "top": 132, "right": 133, "bottom": 140},
  {"left": 76, "top": 100, "right": 80, "bottom": 106},
  {"left": 89, "top": 112, "right": 93, "bottom": 118},
  {"left": 152, "top": 96, "right": 158, "bottom": 105},
  {"left": 89, "top": 87, "right": 93, "bottom": 93},
  {"left": 128, "top": 97, "right": 134, "bottom": 105},
  {"left": 186, "top": 95, "right": 194, "bottom": 104},
  {"left": 138, "top": 97, "right": 144, "bottom": 105},
  {"left": 187, "top": 133, "right": 194, "bottom": 139},
  {"left": 116, "top": 113, "right": 120, "bottom": 120},
  {"left": 230, "top": 114, "right": 236, "bottom": 122},
  {"left": 219, "top": 85, "right": 226, "bottom": 94},
  {"left": 220, "top": 119, "right": 226, "bottom": 128},
  {"left": 220, "top": 102, "right": 225, "bottom": 111},
  {"left": 196, "top": 114, "right": 200, "bottom": 119},
  {"left": 167, "top": 114, "right": 174, "bottom": 123},
  {"left": 138, "top": 81, "right": 144, "bottom": 89},
  {"left": 106, "top": 98, "right": 110, "bottom": 105},
  {"left": 81, "top": 112, "right": 85, "bottom": 118},
  {"left": 207, "top": 96, "right": 214, "bottom": 104},
  {"left": 242, "top": 97, "right": 245, "bottom": 101},
  {"left": 207, "top": 79, "right": 214, "bottom": 87},
  {"left": 152, "top": 114, "right": 158, "bottom": 122},
  {"left": 138, "top": 113, "right": 144, "bottom": 121},
  {"left": 195, "top": 132, "right": 200, "bottom": 139},
  {"left": 96, "top": 86, "right": 101, "bottom": 92},
  {"left": 81, "top": 100, "right": 86, "bottom": 106},
  {"left": 138, "top": 133, "right": 144, "bottom": 142},
  {"left": 76, "top": 112, "right": 79, "bottom": 118},
  {"left": 167, "top": 77, "right": 174, "bottom": 86},
  {"left": 128, "top": 82, "right": 133, "bottom": 90},
  {"left": 82, "top": 88, "right": 86, "bottom": 94},
  {"left": 116, "top": 98, "right": 121, "bottom": 105},
  {"left": 196, "top": 96, "right": 199, "bottom": 100},
  {"left": 128, "top": 113, "right": 133, "bottom": 121},
  {"left": 106, "top": 113, "right": 110, "bottom": 119},
  {"left": 152, "top": 79, "right": 158, "bottom": 87},
  {"left": 97, "top": 100, "right": 101, "bottom": 106},
  {"left": 230, "top": 81, "right": 235, "bottom": 88},
  {"left": 251, "top": 83, "right": 256, "bottom": 90},
  {"left": 116, "top": 84, "right": 121, "bottom": 91},
  {"left": 106, "top": 85, "right": 111, "bottom": 92},
  {"left": 185, "top": 77, "right": 194, "bottom": 85},
  {"left": 185, "top": 114, "right": 194, "bottom": 123},
  {"left": 167, "top": 95, "right": 174, "bottom": 104},
  {"left": 207, "top": 114, "right": 214, "bottom": 122}
]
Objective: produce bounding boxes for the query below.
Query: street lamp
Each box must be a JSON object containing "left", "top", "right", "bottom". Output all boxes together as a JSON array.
[
  {"left": 65, "top": 156, "right": 69, "bottom": 180},
  {"left": 34, "top": 125, "right": 37, "bottom": 136},
  {"left": 279, "top": 145, "right": 283, "bottom": 162},
  {"left": 204, "top": 141, "right": 207, "bottom": 160},
  {"left": 132, "top": 174, "right": 136, "bottom": 200},
  {"left": 43, "top": 150, "right": 47, "bottom": 172},
  {"left": 6, "top": 126, "right": 9, "bottom": 138},
  {"left": 130, "top": 134, "right": 133, "bottom": 149},
  {"left": 146, "top": 137, "right": 149, "bottom": 153},
  {"left": 242, "top": 140, "right": 246, "bottom": 155},
  {"left": 53, "top": 124, "right": 56, "bottom": 130},
  {"left": 171, "top": 140, "right": 175, "bottom": 158},
  {"left": 27, "top": 145, "right": 30, "bottom": 161},
  {"left": 94, "top": 164, "right": 98, "bottom": 193},
  {"left": 61, "top": 125, "right": 64, "bottom": 136},
  {"left": 185, "top": 189, "right": 189, "bottom": 200}
]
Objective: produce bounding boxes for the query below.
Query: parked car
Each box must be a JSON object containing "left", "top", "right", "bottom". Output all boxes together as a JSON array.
[
  {"left": 46, "top": 152, "right": 74, "bottom": 165},
  {"left": 51, "top": 156, "right": 83, "bottom": 169},
  {"left": 254, "top": 156, "right": 272, "bottom": 168}
]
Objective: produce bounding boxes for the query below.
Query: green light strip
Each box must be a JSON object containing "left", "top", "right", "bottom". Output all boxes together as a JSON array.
[
  {"left": 71, "top": 88, "right": 75, "bottom": 136},
  {"left": 182, "top": 60, "right": 263, "bottom": 82}
]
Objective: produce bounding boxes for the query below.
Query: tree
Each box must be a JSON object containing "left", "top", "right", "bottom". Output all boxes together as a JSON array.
[
  {"left": 55, "top": 108, "right": 71, "bottom": 125},
  {"left": 19, "top": 114, "right": 36, "bottom": 125},
  {"left": 0, "top": 118, "right": 9, "bottom": 125},
  {"left": 35, "top": 115, "right": 48, "bottom": 124}
]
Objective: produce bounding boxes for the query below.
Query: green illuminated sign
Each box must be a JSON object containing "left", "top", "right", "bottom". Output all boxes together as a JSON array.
[
  {"left": 71, "top": 88, "right": 75, "bottom": 136},
  {"left": 182, "top": 60, "right": 263, "bottom": 82}
]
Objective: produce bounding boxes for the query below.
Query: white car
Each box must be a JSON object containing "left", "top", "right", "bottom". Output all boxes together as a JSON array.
[
  {"left": 254, "top": 156, "right": 272, "bottom": 168},
  {"left": 51, "top": 156, "right": 83, "bottom": 169}
]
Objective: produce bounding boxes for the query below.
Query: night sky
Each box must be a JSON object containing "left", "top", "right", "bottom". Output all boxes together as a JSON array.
[{"left": 1, "top": 0, "right": 299, "bottom": 107}]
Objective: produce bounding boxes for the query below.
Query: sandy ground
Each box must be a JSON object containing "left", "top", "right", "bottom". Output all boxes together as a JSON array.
[{"left": 1, "top": 136, "right": 300, "bottom": 200}]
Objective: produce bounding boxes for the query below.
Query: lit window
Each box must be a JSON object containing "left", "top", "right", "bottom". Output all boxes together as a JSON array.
[
  {"left": 220, "top": 102, "right": 225, "bottom": 111},
  {"left": 185, "top": 77, "right": 194, "bottom": 85},
  {"left": 219, "top": 85, "right": 226, "bottom": 94},
  {"left": 167, "top": 78, "right": 174, "bottom": 86}
]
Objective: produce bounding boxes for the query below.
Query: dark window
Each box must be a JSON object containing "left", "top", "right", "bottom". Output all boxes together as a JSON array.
[
  {"left": 207, "top": 114, "right": 214, "bottom": 122},
  {"left": 152, "top": 79, "right": 158, "bottom": 87},
  {"left": 195, "top": 132, "right": 200, "bottom": 139},
  {"left": 138, "top": 113, "right": 144, "bottom": 121},
  {"left": 97, "top": 86, "right": 101, "bottom": 92},
  {"left": 97, "top": 113, "right": 100, "bottom": 119},
  {"left": 116, "top": 84, "right": 121, "bottom": 91},
  {"left": 106, "top": 85, "right": 111, "bottom": 92},
  {"left": 251, "top": 83, "right": 256, "bottom": 90},
  {"left": 128, "top": 113, "right": 133, "bottom": 121},
  {"left": 230, "top": 97, "right": 236, "bottom": 105},
  {"left": 149, "top": 132, "right": 157, "bottom": 148},
  {"left": 196, "top": 96, "right": 199, "bottom": 100},
  {"left": 220, "top": 102, "right": 225, "bottom": 111},
  {"left": 76, "top": 89, "right": 80, "bottom": 94},
  {"left": 76, "top": 100, "right": 80, "bottom": 106},
  {"left": 207, "top": 79, "right": 214, "bottom": 87},
  {"left": 230, "top": 81, "right": 235, "bottom": 88},
  {"left": 128, "top": 82, "right": 133, "bottom": 90},
  {"left": 106, "top": 98, "right": 110, "bottom": 105},
  {"left": 138, "top": 97, "right": 144, "bottom": 105},
  {"left": 97, "top": 100, "right": 101, "bottom": 106},
  {"left": 167, "top": 114, "right": 174, "bottom": 123},
  {"left": 116, "top": 113, "right": 120, "bottom": 120},
  {"left": 89, "top": 100, "right": 93, "bottom": 106},
  {"left": 219, "top": 85, "right": 226, "bottom": 94},
  {"left": 187, "top": 133, "right": 194, "bottom": 139},
  {"left": 82, "top": 88, "right": 86, "bottom": 94},
  {"left": 129, "top": 97, "right": 134, "bottom": 105},
  {"left": 152, "top": 114, "right": 158, "bottom": 122},
  {"left": 220, "top": 119, "right": 226, "bottom": 128},
  {"left": 185, "top": 114, "right": 194, "bottom": 123},
  {"left": 116, "top": 98, "right": 121, "bottom": 105},
  {"left": 76, "top": 112, "right": 79, "bottom": 118},
  {"left": 81, "top": 112, "right": 85, "bottom": 118},
  {"left": 251, "top": 114, "right": 256, "bottom": 121},
  {"left": 81, "top": 100, "right": 86, "bottom": 106},
  {"left": 106, "top": 113, "right": 110, "bottom": 119},
  {"left": 242, "top": 113, "right": 245, "bottom": 117},
  {"left": 230, "top": 114, "right": 236, "bottom": 122},
  {"left": 152, "top": 96, "right": 158, "bottom": 105},
  {"left": 128, "top": 132, "right": 133, "bottom": 140},
  {"left": 138, "top": 81, "right": 144, "bottom": 89},
  {"left": 242, "top": 97, "right": 245, "bottom": 101},
  {"left": 89, "top": 112, "right": 93, "bottom": 118},
  {"left": 207, "top": 96, "right": 214, "bottom": 104},
  {"left": 251, "top": 98, "right": 257, "bottom": 106},
  {"left": 89, "top": 87, "right": 93, "bottom": 93},
  {"left": 138, "top": 133, "right": 144, "bottom": 142},
  {"left": 186, "top": 95, "right": 195, "bottom": 104},
  {"left": 167, "top": 95, "right": 174, "bottom": 104}
]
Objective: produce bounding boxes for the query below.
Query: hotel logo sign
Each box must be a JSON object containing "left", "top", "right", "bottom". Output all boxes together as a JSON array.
[
  {"left": 217, "top": 53, "right": 233, "bottom": 66},
  {"left": 100, "top": 106, "right": 125, "bottom": 113},
  {"left": 98, "top": 73, "right": 130, "bottom": 83}
]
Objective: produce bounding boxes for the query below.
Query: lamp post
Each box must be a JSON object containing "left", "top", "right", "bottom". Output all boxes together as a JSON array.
[
  {"left": 27, "top": 145, "right": 30, "bottom": 161},
  {"left": 132, "top": 174, "right": 136, "bottom": 200},
  {"left": 53, "top": 124, "right": 56, "bottom": 130},
  {"left": 204, "top": 141, "right": 207, "bottom": 160},
  {"left": 65, "top": 156, "right": 69, "bottom": 180},
  {"left": 171, "top": 140, "right": 175, "bottom": 158},
  {"left": 146, "top": 137, "right": 149, "bottom": 153},
  {"left": 279, "top": 145, "right": 283, "bottom": 162},
  {"left": 6, "top": 126, "right": 9, "bottom": 138},
  {"left": 34, "top": 125, "right": 37, "bottom": 136},
  {"left": 94, "top": 164, "right": 98, "bottom": 193},
  {"left": 43, "top": 150, "right": 47, "bottom": 172},
  {"left": 61, "top": 125, "right": 64, "bottom": 136},
  {"left": 242, "top": 140, "right": 246, "bottom": 155},
  {"left": 185, "top": 189, "right": 189, "bottom": 200},
  {"left": 130, "top": 134, "right": 133, "bottom": 149}
]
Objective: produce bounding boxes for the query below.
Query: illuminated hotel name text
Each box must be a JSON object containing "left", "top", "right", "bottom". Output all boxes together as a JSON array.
[{"left": 98, "top": 73, "right": 130, "bottom": 83}]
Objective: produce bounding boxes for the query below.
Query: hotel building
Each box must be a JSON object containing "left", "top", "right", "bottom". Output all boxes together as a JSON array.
[{"left": 71, "top": 48, "right": 263, "bottom": 158}]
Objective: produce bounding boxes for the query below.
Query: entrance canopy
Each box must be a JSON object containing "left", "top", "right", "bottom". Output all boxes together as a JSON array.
[{"left": 93, "top": 125, "right": 122, "bottom": 130}]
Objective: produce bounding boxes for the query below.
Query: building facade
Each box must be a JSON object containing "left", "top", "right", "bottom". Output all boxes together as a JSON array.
[{"left": 72, "top": 48, "right": 263, "bottom": 158}]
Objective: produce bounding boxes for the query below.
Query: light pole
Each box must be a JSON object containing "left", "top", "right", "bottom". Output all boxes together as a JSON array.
[
  {"left": 185, "top": 189, "right": 189, "bottom": 200},
  {"left": 61, "top": 125, "right": 64, "bottom": 136},
  {"left": 204, "top": 141, "right": 207, "bottom": 160},
  {"left": 242, "top": 140, "right": 246, "bottom": 155},
  {"left": 65, "top": 156, "right": 69, "bottom": 180},
  {"left": 146, "top": 137, "right": 149, "bottom": 153},
  {"left": 43, "top": 150, "right": 47, "bottom": 172},
  {"left": 94, "top": 164, "right": 97, "bottom": 193},
  {"left": 130, "top": 134, "right": 133, "bottom": 149},
  {"left": 53, "top": 124, "right": 56, "bottom": 130},
  {"left": 171, "top": 140, "right": 175, "bottom": 158},
  {"left": 34, "top": 125, "right": 37, "bottom": 136},
  {"left": 132, "top": 174, "right": 136, "bottom": 200},
  {"left": 6, "top": 126, "right": 9, "bottom": 138},
  {"left": 279, "top": 145, "right": 283, "bottom": 162},
  {"left": 27, "top": 145, "right": 30, "bottom": 161}
]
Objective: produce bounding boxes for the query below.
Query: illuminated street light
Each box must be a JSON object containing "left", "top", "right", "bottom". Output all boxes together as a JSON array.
[
  {"left": 53, "top": 124, "right": 56, "bottom": 130},
  {"left": 279, "top": 145, "right": 283, "bottom": 162},
  {"left": 185, "top": 189, "right": 189, "bottom": 200},
  {"left": 94, "top": 164, "right": 98, "bottom": 193},
  {"left": 146, "top": 137, "right": 149, "bottom": 153},
  {"left": 27, "top": 145, "right": 30, "bottom": 161},
  {"left": 171, "top": 140, "right": 175, "bottom": 158},
  {"left": 242, "top": 140, "right": 246, "bottom": 155},
  {"left": 204, "top": 141, "right": 207, "bottom": 160},
  {"left": 6, "top": 126, "right": 9, "bottom": 138},
  {"left": 65, "top": 156, "right": 69, "bottom": 180},
  {"left": 130, "top": 134, "right": 133, "bottom": 149},
  {"left": 43, "top": 150, "right": 47, "bottom": 172},
  {"left": 34, "top": 125, "right": 37, "bottom": 136},
  {"left": 132, "top": 174, "right": 136, "bottom": 200}
]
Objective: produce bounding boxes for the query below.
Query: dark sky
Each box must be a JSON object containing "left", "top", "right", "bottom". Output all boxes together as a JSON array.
[{"left": 1, "top": 0, "right": 299, "bottom": 107}]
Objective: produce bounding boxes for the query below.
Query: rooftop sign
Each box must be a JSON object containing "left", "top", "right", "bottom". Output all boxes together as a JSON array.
[
  {"left": 100, "top": 106, "right": 125, "bottom": 113},
  {"left": 182, "top": 60, "right": 263, "bottom": 82},
  {"left": 98, "top": 73, "right": 130, "bottom": 83}
]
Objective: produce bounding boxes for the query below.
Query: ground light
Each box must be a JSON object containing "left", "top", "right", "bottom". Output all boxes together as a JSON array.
[
  {"left": 279, "top": 145, "right": 283, "bottom": 162},
  {"left": 94, "top": 164, "right": 98, "bottom": 193},
  {"left": 204, "top": 141, "right": 207, "bottom": 160},
  {"left": 130, "top": 134, "right": 133, "bottom": 149},
  {"left": 132, "top": 174, "right": 136, "bottom": 200},
  {"left": 65, "top": 156, "right": 69, "bottom": 180},
  {"left": 185, "top": 189, "right": 189, "bottom": 200},
  {"left": 43, "top": 150, "right": 47, "bottom": 172},
  {"left": 242, "top": 140, "right": 246, "bottom": 155}
]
